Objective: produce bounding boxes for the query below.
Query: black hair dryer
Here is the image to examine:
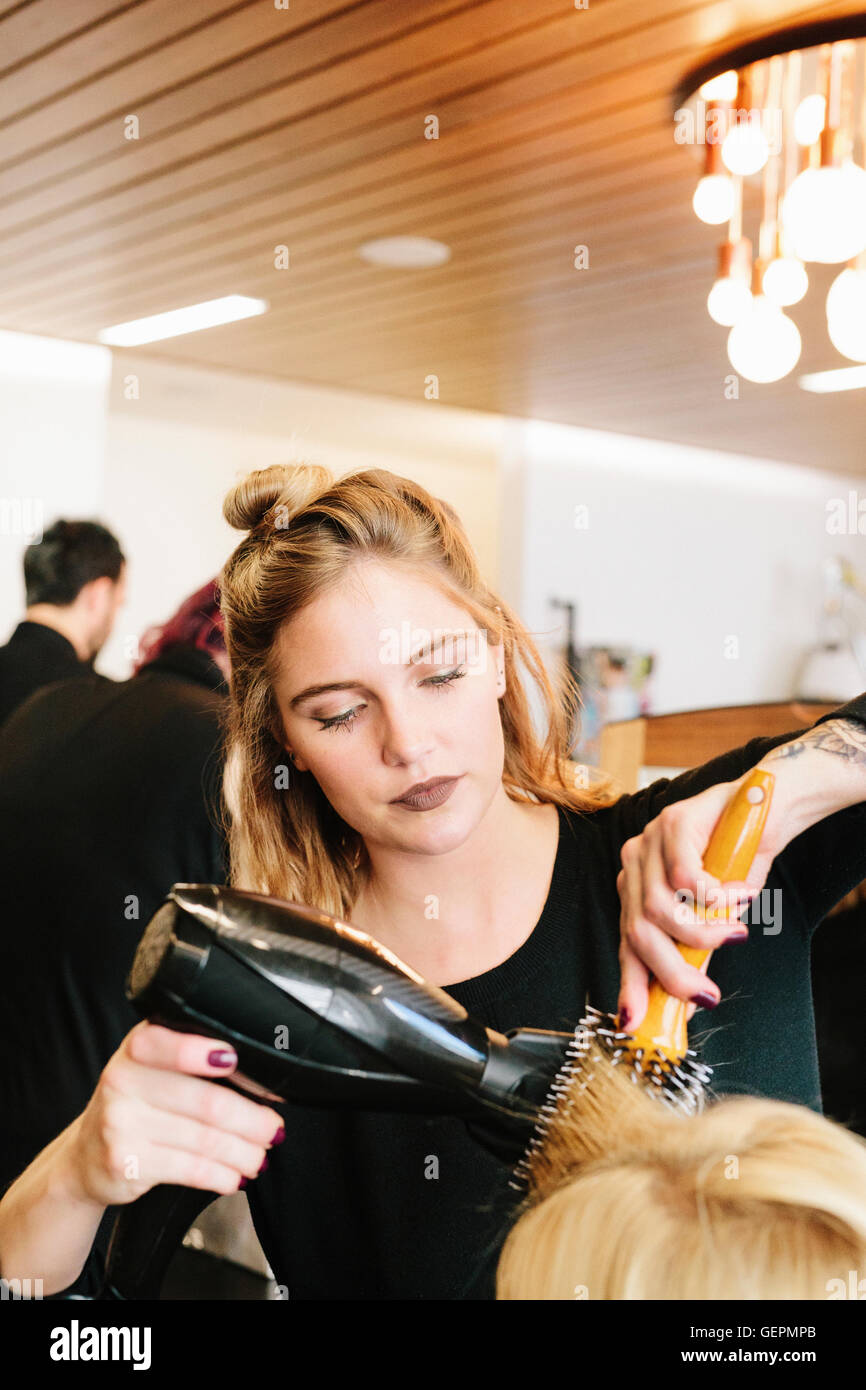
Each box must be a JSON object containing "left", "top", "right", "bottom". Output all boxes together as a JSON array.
[{"left": 99, "top": 884, "right": 573, "bottom": 1298}]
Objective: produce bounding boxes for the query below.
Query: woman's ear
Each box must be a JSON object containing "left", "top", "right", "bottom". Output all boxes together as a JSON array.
[{"left": 274, "top": 726, "right": 307, "bottom": 774}]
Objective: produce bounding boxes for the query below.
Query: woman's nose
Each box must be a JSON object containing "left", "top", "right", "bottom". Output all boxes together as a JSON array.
[{"left": 379, "top": 706, "right": 437, "bottom": 767}]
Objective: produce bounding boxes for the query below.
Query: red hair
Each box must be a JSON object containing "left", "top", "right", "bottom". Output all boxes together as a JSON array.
[{"left": 134, "top": 579, "right": 225, "bottom": 672}]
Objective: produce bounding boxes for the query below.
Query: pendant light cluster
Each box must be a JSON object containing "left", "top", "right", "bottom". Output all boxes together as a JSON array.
[{"left": 677, "top": 26, "right": 866, "bottom": 383}]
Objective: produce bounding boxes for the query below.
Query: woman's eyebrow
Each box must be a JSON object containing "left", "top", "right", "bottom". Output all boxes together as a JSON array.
[
  {"left": 288, "top": 629, "right": 474, "bottom": 708},
  {"left": 290, "top": 679, "right": 363, "bottom": 708}
]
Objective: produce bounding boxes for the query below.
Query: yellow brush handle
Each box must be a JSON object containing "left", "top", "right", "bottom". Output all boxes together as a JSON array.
[{"left": 627, "top": 767, "right": 775, "bottom": 1063}]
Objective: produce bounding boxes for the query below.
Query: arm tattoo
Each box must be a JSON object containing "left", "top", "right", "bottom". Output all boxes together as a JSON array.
[{"left": 762, "top": 718, "right": 866, "bottom": 768}]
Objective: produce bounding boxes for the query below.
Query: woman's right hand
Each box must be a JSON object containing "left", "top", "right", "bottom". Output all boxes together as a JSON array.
[{"left": 65, "top": 1021, "right": 285, "bottom": 1208}]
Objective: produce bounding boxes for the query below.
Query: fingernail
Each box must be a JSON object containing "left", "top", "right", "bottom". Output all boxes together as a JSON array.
[
  {"left": 271, "top": 1125, "right": 285, "bottom": 1147},
  {"left": 617, "top": 1005, "right": 630, "bottom": 1030},
  {"left": 208, "top": 1049, "right": 237, "bottom": 1068},
  {"left": 691, "top": 991, "right": 719, "bottom": 1010},
  {"left": 238, "top": 1176, "right": 248, "bottom": 1190},
  {"left": 258, "top": 1155, "right": 269, "bottom": 1175},
  {"left": 723, "top": 931, "right": 748, "bottom": 944}
]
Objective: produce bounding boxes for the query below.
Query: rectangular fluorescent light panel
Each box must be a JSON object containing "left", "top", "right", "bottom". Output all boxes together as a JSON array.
[
  {"left": 98, "top": 295, "right": 268, "bottom": 347},
  {"left": 799, "top": 365, "right": 866, "bottom": 393}
]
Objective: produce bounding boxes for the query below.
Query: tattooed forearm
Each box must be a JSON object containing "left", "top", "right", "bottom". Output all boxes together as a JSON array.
[{"left": 762, "top": 718, "right": 866, "bottom": 768}]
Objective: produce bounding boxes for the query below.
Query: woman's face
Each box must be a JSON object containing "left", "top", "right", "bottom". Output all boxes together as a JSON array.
[{"left": 271, "top": 561, "right": 507, "bottom": 854}]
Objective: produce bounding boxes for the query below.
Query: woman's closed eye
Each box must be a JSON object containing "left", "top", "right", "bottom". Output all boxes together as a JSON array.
[{"left": 316, "top": 666, "right": 467, "bottom": 734}]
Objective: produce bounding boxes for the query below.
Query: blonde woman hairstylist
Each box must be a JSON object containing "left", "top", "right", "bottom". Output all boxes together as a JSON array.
[{"left": 2, "top": 464, "right": 866, "bottom": 1299}]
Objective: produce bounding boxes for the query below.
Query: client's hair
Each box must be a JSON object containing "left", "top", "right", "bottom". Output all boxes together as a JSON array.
[{"left": 496, "top": 1039, "right": 866, "bottom": 1300}]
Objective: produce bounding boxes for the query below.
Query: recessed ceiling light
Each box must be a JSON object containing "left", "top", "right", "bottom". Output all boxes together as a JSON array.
[
  {"left": 357, "top": 236, "right": 451, "bottom": 268},
  {"left": 798, "top": 365, "right": 866, "bottom": 393},
  {"left": 98, "top": 294, "right": 268, "bottom": 347}
]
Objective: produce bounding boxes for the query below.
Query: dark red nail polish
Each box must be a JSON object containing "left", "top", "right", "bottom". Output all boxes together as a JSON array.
[
  {"left": 691, "top": 991, "right": 719, "bottom": 1009},
  {"left": 208, "top": 1049, "right": 237, "bottom": 1068},
  {"left": 258, "top": 1155, "right": 269, "bottom": 1175},
  {"left": 617, "top": 1005, "right": 630, "bottom": 1031},
  {"left": 271, "top": 1125, "right": 285, "bottom": 1146},
  {"left": 238, "top": 1176, "right": 248, "bottom": 1190},
  {"left": 724, "top": 931, "right": 748, "bottom": 944}
]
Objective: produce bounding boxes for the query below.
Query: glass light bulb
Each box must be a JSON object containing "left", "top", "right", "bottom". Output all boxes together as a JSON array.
[
  {"left": 707, "top": 276, "right": 752, "bottom": 326},
  {"left": 699, "top": 70, "right": 738, "bottom": 101},
  {"left": 793, "top": 94, "right": 825, "bottom": 146},
  {"left": 721, "top": 117, "right": 769, "bottom": 175},
  {"left": 826, "top": 267, "right": 866, "bottom": 361},
  {"left": 781, "top": 163, "right": 866, "bottom": 263},
  {"left": 726, "top": 295, "right": 801, "bottom": 382},
  {"left": 761, "top": 256, "right": 808, "bottom": 306},
  {"left": 692, "top": 174, "right": 735, "bottom": 225}
]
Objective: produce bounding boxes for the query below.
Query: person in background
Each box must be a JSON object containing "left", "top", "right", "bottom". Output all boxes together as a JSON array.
[
  {"left": 0, "top": 579, "right": 229, "bottom": 1255},
  {"left": 0, "top": 518, "right": 126, "bottom": 726}
]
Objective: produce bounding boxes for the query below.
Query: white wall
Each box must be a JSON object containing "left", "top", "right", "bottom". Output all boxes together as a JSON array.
[
  {"left": 502, "top": 417, "right": 866, "bottom": 716},
  {"left": 98, "top": 351, "right": 505, "bottom": 677},
  {"left": 0, "top": 334, "right": 111, "bottom": 635},
  {"left": 2, "top": 335, "right": 864, "bottom": 719}
]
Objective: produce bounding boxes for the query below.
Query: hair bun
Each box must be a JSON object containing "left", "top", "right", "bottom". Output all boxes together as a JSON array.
[{"left": 223, "top": 462, "right": 334, "bottom": 532}]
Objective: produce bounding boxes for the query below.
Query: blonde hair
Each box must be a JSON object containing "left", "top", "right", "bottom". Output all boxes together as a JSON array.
[
  {"left": 496, "top": 1039, "right": 866, "bottom": 1300},
  {"left": 217, "top": 462, "right": 619, "bottom": 917}
]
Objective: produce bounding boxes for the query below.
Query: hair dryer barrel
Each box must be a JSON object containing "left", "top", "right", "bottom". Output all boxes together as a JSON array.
[{"left": 128, "top": 884, "right": 572, "bottom": 1123}]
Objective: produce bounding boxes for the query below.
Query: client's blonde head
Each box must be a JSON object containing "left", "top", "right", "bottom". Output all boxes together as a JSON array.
[{"left": 496, "top": 1039, "right": 866, "bottom": 1300}]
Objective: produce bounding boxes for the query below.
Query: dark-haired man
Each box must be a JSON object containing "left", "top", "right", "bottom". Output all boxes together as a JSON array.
[{"left": 0, "top": 519, "right": 126, "bottom": 725}]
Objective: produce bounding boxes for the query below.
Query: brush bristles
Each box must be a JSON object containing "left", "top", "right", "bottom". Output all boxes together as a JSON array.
[{"left": 508, "top": 1005, "right": 713, "bottom": 1193}]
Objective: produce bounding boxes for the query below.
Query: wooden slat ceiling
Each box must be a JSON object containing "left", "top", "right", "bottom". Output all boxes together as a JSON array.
[{"left": 1, "top": 0, "right": 865, "bottom": 471}]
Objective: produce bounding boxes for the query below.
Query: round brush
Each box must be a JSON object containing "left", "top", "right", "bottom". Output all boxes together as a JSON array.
[{"left": 510, "top": 767, "right": 775, "bottom": 1191}]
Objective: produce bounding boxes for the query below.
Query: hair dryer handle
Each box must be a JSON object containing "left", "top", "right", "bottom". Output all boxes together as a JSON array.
[{"left": 100, "top": 1184, "right": 220, "bottom": 1300}]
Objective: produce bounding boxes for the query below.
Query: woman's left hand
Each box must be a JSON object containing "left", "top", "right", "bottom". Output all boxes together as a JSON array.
[{"left": 615, "top": 774, "right": 782, "bottom": 1031}]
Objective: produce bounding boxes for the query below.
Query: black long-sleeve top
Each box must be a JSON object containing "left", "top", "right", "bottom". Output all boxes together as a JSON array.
[
  {"left": 0, "top": 645, "right": 228, "bottom": 1196},
  {"left": 45, "top": 692, "right": 866, "bottom": 1300},
  {"left": 0, "top": 620, "right": 90, "bottom": 727}
]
